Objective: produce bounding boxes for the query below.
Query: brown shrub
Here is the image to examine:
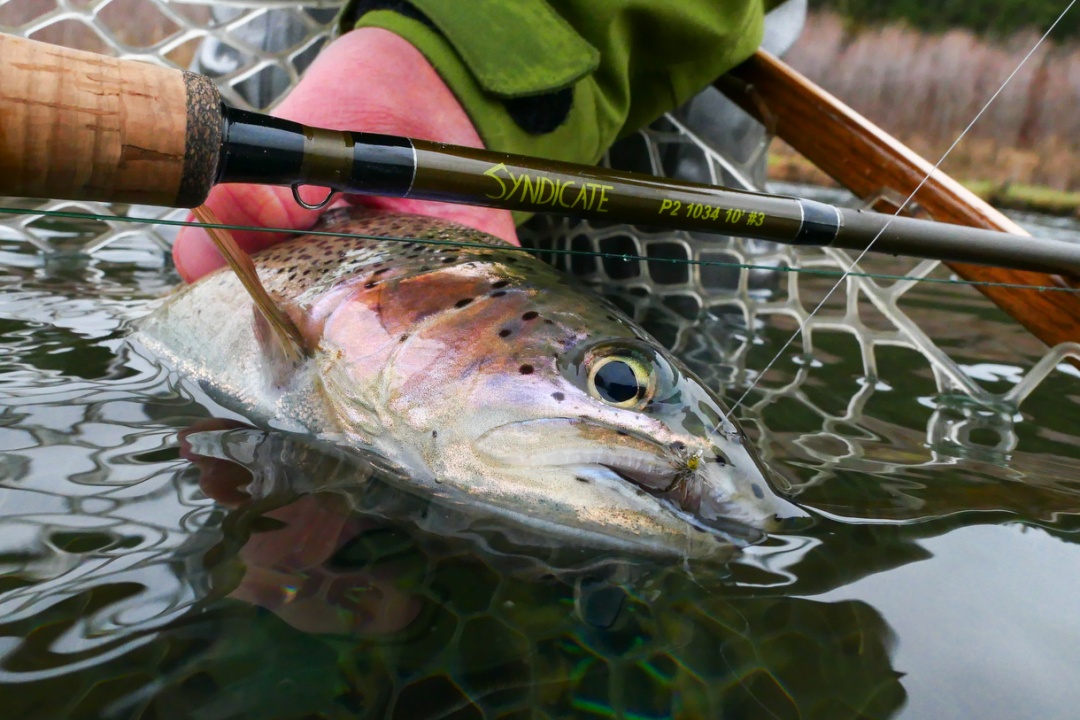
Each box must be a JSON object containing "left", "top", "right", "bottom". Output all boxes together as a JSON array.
[{"left": 784, "top": 12, "right": 1080, "bottom": 190}]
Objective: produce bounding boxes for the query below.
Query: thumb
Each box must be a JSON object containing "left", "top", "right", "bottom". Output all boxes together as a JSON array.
[{"left": 172, "top": 27, "right": 521, "bottom": 283}]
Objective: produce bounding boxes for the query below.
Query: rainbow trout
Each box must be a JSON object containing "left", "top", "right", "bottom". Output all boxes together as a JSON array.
[{"left": 137, "top": 209, "right": 800, "bottom": 558}]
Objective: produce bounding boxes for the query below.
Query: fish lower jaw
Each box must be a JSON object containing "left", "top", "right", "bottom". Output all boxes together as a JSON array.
[{"left": 591, "top": 463, "right": 773, "bottom": 546}]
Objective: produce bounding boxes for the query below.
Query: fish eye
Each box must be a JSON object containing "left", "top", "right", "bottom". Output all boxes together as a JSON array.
[{"left": 588, "top": 355, "right": 654, "bottom": 409}]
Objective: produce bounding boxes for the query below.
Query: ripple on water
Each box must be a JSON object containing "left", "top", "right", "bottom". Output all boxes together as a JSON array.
[{"left": 0, "top": 216, "right": 1079, "bottom": 717}]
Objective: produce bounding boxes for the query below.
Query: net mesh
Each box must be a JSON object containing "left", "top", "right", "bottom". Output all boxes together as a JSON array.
[
  {"left": 2, "top": 0, "right": 1079, "bottom": 474},
  {"left": 1, "top": 6, "right": 1078, "bottom": 716}
]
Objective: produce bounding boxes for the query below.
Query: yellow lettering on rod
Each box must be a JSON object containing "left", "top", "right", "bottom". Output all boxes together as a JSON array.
[
  {"left": 483, "top": 165, "right": 617, "bottom": 214},
  {"left": 571, "top": 184, "right": 590, "bottom": 210},
  {"left": 557, "top": 180, "right": 575, "bottom": 208},
  {"left": 585, "top": 183, "right": 602, "bottom": 210},
  {"left": 534, "top": 176, "right": 555, "bottom": 205},
  {"left": 508, "top": 171, "right": 528, "bottom": 202},
  {"left": 484, "top": 163, "right": 509, "bottom": 200},
  {"left": 595, "top": 184, "right": 613, "bottom": 212}
]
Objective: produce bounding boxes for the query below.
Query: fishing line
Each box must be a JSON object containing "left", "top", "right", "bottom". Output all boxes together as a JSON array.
[
  {"left": 2, "top": 206, "right": 1078, "bottom": 295},
  {"left": 721, "top": 0, "right": 1079, "bottom": 420}
]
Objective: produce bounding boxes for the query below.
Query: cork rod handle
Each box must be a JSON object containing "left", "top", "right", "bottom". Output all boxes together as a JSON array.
[{"left": 0, "top": 34, "right": 223, "bottom": 207}]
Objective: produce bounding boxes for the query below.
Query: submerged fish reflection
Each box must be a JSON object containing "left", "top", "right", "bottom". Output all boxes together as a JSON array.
[{"left": 90, "top": 423, "right": 904, "bottom": 720}]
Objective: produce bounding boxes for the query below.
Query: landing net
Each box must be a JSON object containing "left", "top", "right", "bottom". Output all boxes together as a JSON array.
[
  {"left": 3, "top": 0, "right": 1079, "bottom": 468},
  {"left": 2, "top": 5, "right": 1080, "bottom": 714}
]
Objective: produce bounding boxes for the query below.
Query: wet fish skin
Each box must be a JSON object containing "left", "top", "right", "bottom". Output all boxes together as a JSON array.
[{"left": 138, "top": 209, "right": 800, "bottom": 558}]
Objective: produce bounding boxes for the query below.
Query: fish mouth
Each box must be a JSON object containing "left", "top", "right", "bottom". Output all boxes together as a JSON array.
[
  {"left": 473, "top": 417, "right": 776, "bottom": 544},
  {"left": 599, "top": 463, "right": 680, "bottom": 493},
  {"left": 473, "top": 417, "right": 679, "bottom": 484},
  {"left": 597, "top": 463, "right": 767, "bottom": 544}
]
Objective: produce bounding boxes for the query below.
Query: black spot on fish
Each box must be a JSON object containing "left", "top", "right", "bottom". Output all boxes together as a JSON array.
[
  {"left": 364, "top": 281, "right": 378, "bottom": 289},
  {"left": 752, "top": 483, "right": 764, "bottom": 499},
  {"left": 522, "top": 311, "right": 539, "bottom": 321},
  {"left": 455, "top": 298, "right": 473, "bottom": 308},
  {"left": 552, "top": 392, "right": 565, "bottom": 402},
  {"left": 420, "top": 266, "right": 431, "bottom": 271},
  {"left": 441, "top": 256, "right": 456, "bottom": 263},
  {"left": 374, "top": 268, "right": 390, "bottom": 275},
  {"left": 519, "top": 364, "right": 534, "bottom": 375},
  {"left": 400, "top": 334, "right": 409, "bottom": 342},
  {"left": 576, "top": 476, "right": 590, "bottom": 484},
  {"left": 671, "top": 441, "right": 687, "bottom": 451},
  {"left": 498, "top": 329, "right": 512, "bottom": 338},
  {"left": 492, "top": 280, "right": 510, "bottom": 289},
  {"left": 432, "top": 430, "right": 438, "bottom": 438},
  {"left": 491, "top": 291, "right": 507, "bottom": 298},
  {"left": 616, "top": 430, "right": 629, "bottom": 437},
  {"left": 544, "top": 319, "right": 554, "bottom": 325}
]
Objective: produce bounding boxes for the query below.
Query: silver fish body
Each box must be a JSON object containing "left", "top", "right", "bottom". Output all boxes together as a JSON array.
[{"left": 138, "top": 209, "right": 801, "bottom": 558}]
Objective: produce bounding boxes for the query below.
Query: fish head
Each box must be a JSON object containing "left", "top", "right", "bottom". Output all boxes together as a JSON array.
[
  {"left": 557, "top": 336, "right": 802, "bottom": 535},
  {"left": 459, "top": 333, "right": 804, "bottom": 550},
  {"left": 313, "top": 254, "right": 802, "bottom": 557}
]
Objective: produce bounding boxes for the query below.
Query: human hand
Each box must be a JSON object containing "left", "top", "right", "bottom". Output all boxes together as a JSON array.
[{"left": 172, "top": 27, "right": 518, "bottom": 283}]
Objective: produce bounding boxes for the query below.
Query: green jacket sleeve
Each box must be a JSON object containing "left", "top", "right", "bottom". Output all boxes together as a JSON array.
[{"left": 340, "top": 0, "right": 765, "bottom": 166}]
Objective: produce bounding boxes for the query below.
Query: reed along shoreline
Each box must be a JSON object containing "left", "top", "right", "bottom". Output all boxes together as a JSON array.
[{"left": 774, "top": 11, "right": 1080, "bottom": 216}]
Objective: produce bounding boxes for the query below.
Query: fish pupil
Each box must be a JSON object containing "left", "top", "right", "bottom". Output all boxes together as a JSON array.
[{"left": 595, "top": 361, "right": 641, "bottom": 403}]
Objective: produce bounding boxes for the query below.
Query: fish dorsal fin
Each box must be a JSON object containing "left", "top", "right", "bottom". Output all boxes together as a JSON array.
[{"left": 191, "top": 205, "right": 310, "bottom": 366}]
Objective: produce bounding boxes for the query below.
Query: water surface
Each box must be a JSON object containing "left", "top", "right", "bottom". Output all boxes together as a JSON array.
[{"left": 1, "top": 210, "right": 1079, "bottom": 719}]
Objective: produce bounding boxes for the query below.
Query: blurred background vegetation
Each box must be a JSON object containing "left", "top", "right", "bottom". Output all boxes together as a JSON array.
[
  {"left": 776, "top": 3, "right": 1080, "bottom": 207},
  {"left": 809, "top": 0, "right": 1079, "bottom": 39}
]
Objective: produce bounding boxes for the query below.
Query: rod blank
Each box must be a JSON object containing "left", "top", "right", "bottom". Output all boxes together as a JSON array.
[
  {"left": 1, "top": 34, "right": 1077, "bottom": 277},
  {"left": 220, "top": 109, "right": 1080, "bottom": 276}
]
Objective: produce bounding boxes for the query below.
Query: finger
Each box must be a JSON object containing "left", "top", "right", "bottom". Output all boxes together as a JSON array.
[
  {"left": 244, "top": 494, "right": 353, "bottom": 569},
  {"left": 174, "top": 187, "right": 519, "bottom": 282},
  {"left": 173, "top": 27, "right": 519, "bottom": 282},
  {"left": 345, "top": 194, "right": 520, "bottom": 246},
  {"left": 275, "top": 29, "right": 518, "bottom": 244},
  {"left": 172, "top": 184, "right": 324, "bottom": 283}
]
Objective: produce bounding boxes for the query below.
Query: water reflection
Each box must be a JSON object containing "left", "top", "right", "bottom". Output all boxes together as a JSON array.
[
  {"left": 10, "top": 424, "right": 905, "bottom": 719},
  {"left": 3, "top": 216, "right": 1080, "bottom": 717},
  {"left": 822, "top": 524, "right": 1080, "bottom": 719}
]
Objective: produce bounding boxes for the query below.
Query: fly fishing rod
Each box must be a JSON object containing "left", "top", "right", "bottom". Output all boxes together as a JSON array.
[{"left": 3, "top": 33, "right": 1079, "bottom": 276}]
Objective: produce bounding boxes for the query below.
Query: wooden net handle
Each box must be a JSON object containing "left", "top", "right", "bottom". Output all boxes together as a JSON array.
[
  {"left": 0, "top": 34, "right": 223, "bottom": 208},
  {"left": 719, "top": 49, "right": 1080, "bottom": 348}
]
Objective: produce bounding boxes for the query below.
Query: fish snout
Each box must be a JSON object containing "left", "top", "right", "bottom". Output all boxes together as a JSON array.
[{"left": 695, "top": 452, "right": 807, "bottom": 537}]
